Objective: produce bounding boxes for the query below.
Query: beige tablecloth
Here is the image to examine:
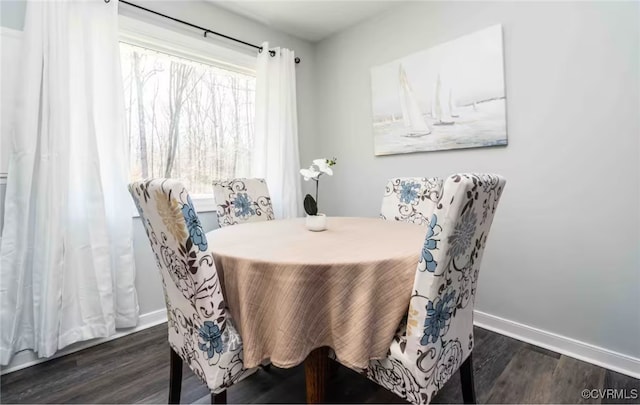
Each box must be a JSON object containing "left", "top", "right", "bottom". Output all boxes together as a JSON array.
[{"left": 207, "top": 217, "right": 425, "bottom": 369}]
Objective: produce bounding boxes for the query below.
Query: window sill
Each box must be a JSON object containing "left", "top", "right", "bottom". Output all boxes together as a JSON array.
[
  {"left": 132, "top": 196, "right": 218, "bottom": 218},
  {"left": 191, "top": 197, "right": 218, "bottom": 213}
]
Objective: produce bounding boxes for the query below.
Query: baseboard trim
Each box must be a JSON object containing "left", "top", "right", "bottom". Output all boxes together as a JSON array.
[
  {"left": 473, "top": 310, "right": 640, "bottom": 379},
  {"left": 0, "top": 309, "right": 168, "bottom": 375}
]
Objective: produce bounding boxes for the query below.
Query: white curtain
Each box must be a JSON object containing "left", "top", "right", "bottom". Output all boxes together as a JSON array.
[
  {"left": 0, "top": 0, "right": 138, "bottom": 365},
  {"left": 252, "top": 42, "right": 302, "bottom": 218}
]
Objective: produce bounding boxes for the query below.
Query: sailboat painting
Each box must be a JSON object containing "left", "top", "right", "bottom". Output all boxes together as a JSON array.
[{"left": 371, "top": 25, "right": 507, "bottom": 155}]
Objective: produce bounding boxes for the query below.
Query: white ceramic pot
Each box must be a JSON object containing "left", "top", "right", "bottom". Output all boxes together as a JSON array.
[{"left": 305, "top": 213, "right": 327, "bottom": 232}]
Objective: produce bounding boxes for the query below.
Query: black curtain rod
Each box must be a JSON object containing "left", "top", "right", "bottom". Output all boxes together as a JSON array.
[{"left": 115, "top": 0, "right": 301, "bottom": 64}]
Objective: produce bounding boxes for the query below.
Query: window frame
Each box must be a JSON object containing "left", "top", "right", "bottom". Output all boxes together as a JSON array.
[{"left": 119, "top": 14, "right": 257, "bottom": 215}]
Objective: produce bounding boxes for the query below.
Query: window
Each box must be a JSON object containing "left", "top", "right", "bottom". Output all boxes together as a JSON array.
[{"left": 119, "top": 16, "right": 256, "bottom": 204}]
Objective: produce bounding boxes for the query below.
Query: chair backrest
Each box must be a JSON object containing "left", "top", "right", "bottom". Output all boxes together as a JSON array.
[
  {"left": 129, "top": 179, "right": 246, "bottom": 390},
  {"left": 212, "top": 178, "right": 275, "bottom": 227},
  {"left": 404, "top": 174, "right": 506, "bottom": 394},
  {"left": 380, "top": 177, "right": 443, "bottom": 225}
]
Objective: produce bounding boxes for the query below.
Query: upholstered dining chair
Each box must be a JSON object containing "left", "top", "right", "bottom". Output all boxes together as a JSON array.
[
  {"left": 129, "top": 179, "right": 256, "bottom": 404},
  {"left": 380, "top": 177, "right": 443, "bottom": 225},
  {"left": 212, "top": 178, "right": 275, "bottom": 228},
  {"left": 339, "top": 173, "right": 506, "bottom": 405}
]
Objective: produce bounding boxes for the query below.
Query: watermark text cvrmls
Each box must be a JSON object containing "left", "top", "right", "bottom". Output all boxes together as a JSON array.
[{"left": 581, "top": 389, "right": 638, "bottom": 400}]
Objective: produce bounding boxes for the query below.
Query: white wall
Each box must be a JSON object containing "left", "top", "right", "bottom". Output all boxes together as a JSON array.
[
  {"left": 0, "top": 184, "right": 4, "bottom": 234},
  {"left": 0, "top": 0, "right": 25, "bottom": 30},
  {"left": 0, "top": 0, "right": 317, "bottom": 372},
  {"left": 313, "top": 0, "right": 640, "bottom": 369}
]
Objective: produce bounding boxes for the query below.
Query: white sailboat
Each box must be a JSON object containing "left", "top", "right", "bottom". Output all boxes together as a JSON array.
[
  {"left": 448, "top": 88, "right": 460, "bottom": 118},
  {"left": 432, "top": 72, "right": 456, "bottom": 126},
  {"left": 398, "top": 64, "right": 431, "bottom": 137}
]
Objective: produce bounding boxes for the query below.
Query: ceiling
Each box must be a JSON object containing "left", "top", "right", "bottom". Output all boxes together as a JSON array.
[{"left": 211, "top": 1, "right": 402, "bottom": 42}]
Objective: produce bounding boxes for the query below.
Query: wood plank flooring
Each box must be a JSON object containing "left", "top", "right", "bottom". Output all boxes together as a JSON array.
[{"left": 1, "top": 324, "right": 638, "bottom": 404}]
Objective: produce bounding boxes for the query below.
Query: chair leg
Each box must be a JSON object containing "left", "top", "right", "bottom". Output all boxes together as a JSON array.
[
  {"left": 211, "top": 391, "right": 227, "bottom": 404},
  {"left": 259, "top": 359, "right": 272, "bottom": 372},
  {"left": 169, "top": 348, "right": 183, "bottom": 404},
  {"left": 460, "top": 353, "right": 477, "bottom": 404}
]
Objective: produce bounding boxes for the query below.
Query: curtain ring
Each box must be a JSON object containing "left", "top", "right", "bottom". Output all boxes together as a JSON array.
[{"left": 269, "top": 50, "right": 276, "bottom": 57}]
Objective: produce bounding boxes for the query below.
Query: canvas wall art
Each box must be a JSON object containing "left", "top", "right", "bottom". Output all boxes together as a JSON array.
[{"left": 370, "top": 25, "right": 507, "bottom": 156}]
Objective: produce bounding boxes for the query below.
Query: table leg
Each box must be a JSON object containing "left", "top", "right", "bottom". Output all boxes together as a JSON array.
[{"left": 304, "top": 347, "right": 329, "bottom": 404}]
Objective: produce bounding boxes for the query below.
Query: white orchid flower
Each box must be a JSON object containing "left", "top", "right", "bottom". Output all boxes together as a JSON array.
[
  {"left": 313, "top": 159, "right": 333, "bottom": 176},
  {"left": 301, "top": 157, "right": 336, "bottom": 217},
  {"left": 300, "top": 166, "right": 320, "bottom": 181}
]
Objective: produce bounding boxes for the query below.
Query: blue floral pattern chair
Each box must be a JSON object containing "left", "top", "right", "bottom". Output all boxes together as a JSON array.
[
  {"left": 129, "top": 179, "right": 255, "bottom": 403},
  {"left": 339, "top": 173, "right": 506, "bottom": 405},
  {"left": 380, "top": 177, "right": 443, "bottom": 226},
  {"left": 212, "top": 178, "right": 275, "bottom": 228}
]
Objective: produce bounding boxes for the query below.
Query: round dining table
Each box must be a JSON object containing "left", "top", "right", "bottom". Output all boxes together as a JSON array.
[{"left": 207, "top": 217, "right": 426, "bottom": 403}]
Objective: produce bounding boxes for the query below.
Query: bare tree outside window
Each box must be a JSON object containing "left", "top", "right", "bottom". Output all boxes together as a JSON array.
[{"left": 120, "top": 42, "right": 256, "bottom": 194}]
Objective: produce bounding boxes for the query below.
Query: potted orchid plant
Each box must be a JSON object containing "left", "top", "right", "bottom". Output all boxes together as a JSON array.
[{"left": 300, "top": 157, "right": 337, "bottom": 231}]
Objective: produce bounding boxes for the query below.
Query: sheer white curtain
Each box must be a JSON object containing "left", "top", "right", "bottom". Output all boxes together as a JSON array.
[
  {"left": 252, "top": 42, "right": 302, "bottom": 218},
  {"left": 0, "top": 0, "right": 138, "bottom": 365}
]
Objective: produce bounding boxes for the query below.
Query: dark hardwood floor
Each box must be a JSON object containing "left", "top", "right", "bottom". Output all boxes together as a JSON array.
[{"left": 1, "top": 324, "right": 638, "bottom": 404}]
